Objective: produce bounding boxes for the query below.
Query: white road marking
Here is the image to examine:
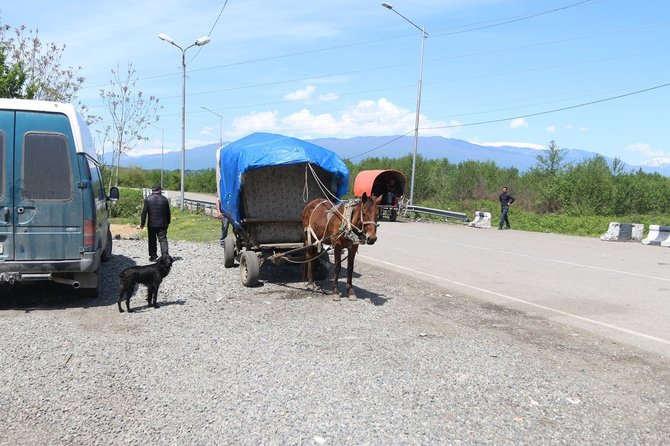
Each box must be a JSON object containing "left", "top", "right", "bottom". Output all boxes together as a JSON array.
[
  {"left": 359, "top": 254, "right": 670, "bottom": 346},
  {"left": 382, "top": 230, "right": 670, "bottom": 283}
]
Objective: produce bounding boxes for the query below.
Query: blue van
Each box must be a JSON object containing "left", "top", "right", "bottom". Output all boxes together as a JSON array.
[{"left": 0, "top": 99, "right": 119, "bottom": 297}]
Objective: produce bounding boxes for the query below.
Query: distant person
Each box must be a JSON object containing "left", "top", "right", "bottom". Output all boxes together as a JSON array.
[
  {"left": 140, "top": 184, "right": 171, "bottom": 261},
  {"left": 498, "top": 186, "right": 515, "bottom": 230},
  {"left": 216, "top": 198, "right": 229, "bottom": 247},
  {"left": 385, "top": 178, "right": 403, "bottom": 205}
]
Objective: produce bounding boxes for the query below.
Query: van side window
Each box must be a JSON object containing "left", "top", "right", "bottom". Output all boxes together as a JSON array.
[
  {"left": 87, "top": 158, "right": 105, "bottom": 200},
  {"left": 24, "top": 132, "right": 72, "bottom": 200},
  {"left": 0, "top": 131, "right": 4, "bottom": 199}
]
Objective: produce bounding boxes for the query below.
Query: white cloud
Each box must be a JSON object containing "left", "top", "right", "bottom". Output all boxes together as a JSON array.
[
  {"left": 318, "top": 92, "right": 339, "bottom": 101},
  {"left": 229, "top": 111, "right": 280, "bottom": 135},
  {"left": 284, "top": 85, "right": 317, "bottom": 101},
  {"left": 200, "top": 126, "right": 215, "bottom": 137},
  {"left": 546, "top": 125, "right": 556, "bottom": 133},
  {"left": 624, "top": 143, "right": 665, "bottom": 158},
  {"left": 509, "top": 118, "right": 528, "bottom": 129},
  {"left": 475, "top": 141, "right": 545, "bottom": 151},
  {"left": 224, "top": 98, "right": 456, "bottom": 139},
  {"left": 642, "top": 157, "right": 670, "bottom": 167},
  {"left": 622, "top": 143, "right": 670, "bottom": 166}
]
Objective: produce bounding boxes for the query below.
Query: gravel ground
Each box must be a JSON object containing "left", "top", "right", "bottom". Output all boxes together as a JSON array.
[{"left": 1, "top": 239, "right": 669, "bottom": 445}]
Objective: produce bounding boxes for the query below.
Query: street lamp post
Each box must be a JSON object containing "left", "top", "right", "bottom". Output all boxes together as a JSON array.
[
  {"left": 158, "top": 33, "right": 211, "bottom": 210},
  {"left": 148, "top": 123, "right": 164, "bottom": 190},
  {"left": 201, "top": 106, "right": 223, "bottom": 147},
  {"left": 381, "top": 2, "right": 427, "bottom": 208}
]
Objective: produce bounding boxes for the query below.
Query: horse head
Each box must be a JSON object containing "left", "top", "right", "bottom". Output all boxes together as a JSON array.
[{"left": 354, "top": 192, "right": 383, "bottom": 245}]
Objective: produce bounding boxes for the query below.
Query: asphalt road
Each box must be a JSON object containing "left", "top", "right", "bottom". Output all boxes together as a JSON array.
[
  {"left": 181, "top": 191, "right": 670, "bottom": 358},
  {"left": 359, "top": 217, "right": 670, "bottom": 359}
]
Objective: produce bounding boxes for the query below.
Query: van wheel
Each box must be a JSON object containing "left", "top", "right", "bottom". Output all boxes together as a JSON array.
[{"left": 101, "top": 228, "right": 113, "bottom": 262}]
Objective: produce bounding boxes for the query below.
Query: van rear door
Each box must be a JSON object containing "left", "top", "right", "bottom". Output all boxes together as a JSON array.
[
  {"left": 0, "top": 110, "right": 15, "bottom": 260},
  {"left": 12, "top": 111, "right": 84, "bottom": 261}
]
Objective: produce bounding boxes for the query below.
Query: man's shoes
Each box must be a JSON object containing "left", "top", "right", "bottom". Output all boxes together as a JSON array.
[{"left": 149, "top": 256, "right": 158, "bottom": 262}]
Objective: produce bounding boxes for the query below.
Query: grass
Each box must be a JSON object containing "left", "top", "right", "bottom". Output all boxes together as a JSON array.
[
  {"left": 418, "top": 199, "right": 670, "bottom": 238},
  {"left": 111, "top": 208, "right": 222, "bottom": 243},
  {"left": 113, "top": 202, "right": 670, "bottom": 243}
]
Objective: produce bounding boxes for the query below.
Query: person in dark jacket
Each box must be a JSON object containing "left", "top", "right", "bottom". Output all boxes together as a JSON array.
[
  {"left": 216, "top": 198, "right": 229, "bottom": 247},
  {"left": 140, "top": 184, "right": 171, "bottom": 261},
  {"left": 498, "top": 186, "right": 515, "bottom": 230}
]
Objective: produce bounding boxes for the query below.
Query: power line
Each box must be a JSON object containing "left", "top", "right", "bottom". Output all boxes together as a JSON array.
[
  {"left": 346, "top": 81, "right": 670, "bottom": 160},
  {"left": 346, "top": 132, "right": 415, "bottom": 161},
  {"left": 81, "top": 0, "right": 608, "bottom": 92},
  {"left": 431, "top": 0, "right": 602, "bottom": 37},
  {"left": 188, "top": 0, "right": 230, "bottom": 63},
  {"left": 423, "top": 82, "right": 670, "bottom": 130}
]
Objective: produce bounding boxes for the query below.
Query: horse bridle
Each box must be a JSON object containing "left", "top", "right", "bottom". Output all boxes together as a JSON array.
[{"left": 351, "top": 199, "right": 378, "bottom": 243}]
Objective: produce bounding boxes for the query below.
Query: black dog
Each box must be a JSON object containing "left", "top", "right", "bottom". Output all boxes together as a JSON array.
[{"left": 117, "top": 254, "right": 174, "bottom": 313}]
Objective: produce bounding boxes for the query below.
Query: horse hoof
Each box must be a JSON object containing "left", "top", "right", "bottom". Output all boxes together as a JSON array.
[
  {"left": 332, "top": 295, "right": 341, "bottom": 301},
  {"left": 348, "top": 294, "right": 358, "bottom": 301}
]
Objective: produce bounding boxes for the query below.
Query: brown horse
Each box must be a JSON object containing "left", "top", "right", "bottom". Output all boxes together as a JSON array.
[{"left": 302, "top": 192, "right": 383, "bottom": 300}]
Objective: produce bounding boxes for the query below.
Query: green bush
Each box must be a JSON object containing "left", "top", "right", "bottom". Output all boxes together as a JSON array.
[{"left": 111, "top": 187, "right": 144, "bottom": 220}]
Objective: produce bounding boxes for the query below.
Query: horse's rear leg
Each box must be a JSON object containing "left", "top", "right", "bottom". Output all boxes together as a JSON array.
[
  {"left": 346, "top": 245, "right": 358, "bottom": 300},
  {"left": 331, "top": 247, "right": 342, "bottom": 301},
  {"left": 305, "top": 244, "right": 315, "bottom": 291}
]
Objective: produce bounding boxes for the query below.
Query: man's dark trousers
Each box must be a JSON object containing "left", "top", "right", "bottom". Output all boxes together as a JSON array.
[
  {"left": 148, "top": 226, "right": 169, "bottom": 258},
  {"left": 498, "top": 206, "right": 511, "bottom": 229}
]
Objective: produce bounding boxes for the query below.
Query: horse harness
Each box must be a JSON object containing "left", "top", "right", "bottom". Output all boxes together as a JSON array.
[{"left": 306, "top": 198, "right": 377, "bottom": 251}]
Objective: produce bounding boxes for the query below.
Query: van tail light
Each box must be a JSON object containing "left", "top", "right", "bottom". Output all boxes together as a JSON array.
[{"left": 84, "top": 220, "right": 95, "bottom": 248}]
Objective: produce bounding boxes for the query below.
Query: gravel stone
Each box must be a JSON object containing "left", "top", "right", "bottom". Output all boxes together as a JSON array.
[{"left": 0, "top": 239, "right": 668, "bottom": 445}]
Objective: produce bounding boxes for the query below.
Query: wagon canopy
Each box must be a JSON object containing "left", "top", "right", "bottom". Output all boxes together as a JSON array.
[
  {"left": 217, "top": 132, "right": 349, "bottom": 228},
  {"left": 353, "top": 169, "right": 407, "bottom": 198}
]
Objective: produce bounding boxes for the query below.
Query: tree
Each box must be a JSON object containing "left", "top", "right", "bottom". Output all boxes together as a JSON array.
[
  {"left": 531, "top": 140, "right": 569, "bottom": 213},
  {"left": 610, "top": 157, "right": 626, "bottom": 176},
  {"left": 99, "top": 62, "right": 160, "bottom": 188},
  {"left": 535, "top": 140, "right": 567, "bottom": 175},
  {"left": 0, "top": 24, "right": 84, "bottom": 101},
  {"left": 0, "top": 47, "right": 35, "bottom": 98}
]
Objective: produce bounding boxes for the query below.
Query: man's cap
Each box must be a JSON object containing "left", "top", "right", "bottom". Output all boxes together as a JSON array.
[{"left": 152, "top": 184, "right": 162, "bottom": 191}]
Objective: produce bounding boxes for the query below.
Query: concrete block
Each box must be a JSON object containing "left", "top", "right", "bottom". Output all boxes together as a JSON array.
[
  {"left": 641, "top": 225, "right": 670, "bottom": 246},
  {"left": 600, "top": 222, "right": 644, "bottom": 242},
  {"left": 468, "top": 211, "right": 491, "bottom": 229}
]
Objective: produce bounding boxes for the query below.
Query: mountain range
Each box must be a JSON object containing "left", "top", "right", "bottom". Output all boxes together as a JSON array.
[{"left": 109, "top": 135, "right": 670, "bottom": 176}]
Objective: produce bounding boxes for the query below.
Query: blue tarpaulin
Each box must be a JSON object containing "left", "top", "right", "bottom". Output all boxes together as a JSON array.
[{"left": 217, "top": 132, "right": 349, "bottom": 228}]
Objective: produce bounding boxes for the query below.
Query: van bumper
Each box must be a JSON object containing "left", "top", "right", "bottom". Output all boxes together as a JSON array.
[{"left": 0, "top": 252, "right": 99, "bottom": 284}]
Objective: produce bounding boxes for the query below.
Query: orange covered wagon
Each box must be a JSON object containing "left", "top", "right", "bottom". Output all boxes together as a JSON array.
[{"left": 353, "top": 169, "right": 407, "bottom": 222}]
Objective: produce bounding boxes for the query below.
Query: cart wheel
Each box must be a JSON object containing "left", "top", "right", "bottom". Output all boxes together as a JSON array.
[
  {"left": 223, "top": 235, "right": 236, "bottom": 268},
  {"left": 240, "top": 251, "right": 260, "bottom": 287},
  {"left": 314, "top": 254, "right": 331, "bottom": 281},
  {"left": 390, "top": 209, "right": 398, "bottom": 222}
]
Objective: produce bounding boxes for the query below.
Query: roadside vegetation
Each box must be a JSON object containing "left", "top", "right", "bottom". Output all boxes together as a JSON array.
[
  {"left": 109, "top": 140, "right": 670, "bottom": 240},
  {"left": 110, "top": 187, "right": 221, "bottom": 243}
]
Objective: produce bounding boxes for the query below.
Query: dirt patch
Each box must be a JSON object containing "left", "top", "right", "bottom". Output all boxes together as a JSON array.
[{"left": 110, "top": 223, "right": 142, "bottom": 240}]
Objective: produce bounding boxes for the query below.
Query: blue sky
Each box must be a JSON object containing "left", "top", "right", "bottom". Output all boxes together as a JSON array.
[{"left": 2, "top": 0, "right": 669, "bottom": 166}]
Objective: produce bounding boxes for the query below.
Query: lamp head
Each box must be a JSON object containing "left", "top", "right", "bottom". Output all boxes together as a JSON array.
[
  {"left": 381, "top": 2, "right": 393, "bottom": 9},
  {"left": 158, "top": 33, "right": 175, "bottom": 44},
  {"left": 195, "top": 36, "right": 211, "bottom": 46}
]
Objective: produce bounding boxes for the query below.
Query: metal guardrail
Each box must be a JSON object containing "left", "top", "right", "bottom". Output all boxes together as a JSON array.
[
  {"left": 180, "top": 198, "right": 218, "bottom": 217},
  {"left": 178, "top": 195, "right": 467, "bottom": 222},
  {"left": 404, "top": 204, "right": 468, "bottom": 222}
]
